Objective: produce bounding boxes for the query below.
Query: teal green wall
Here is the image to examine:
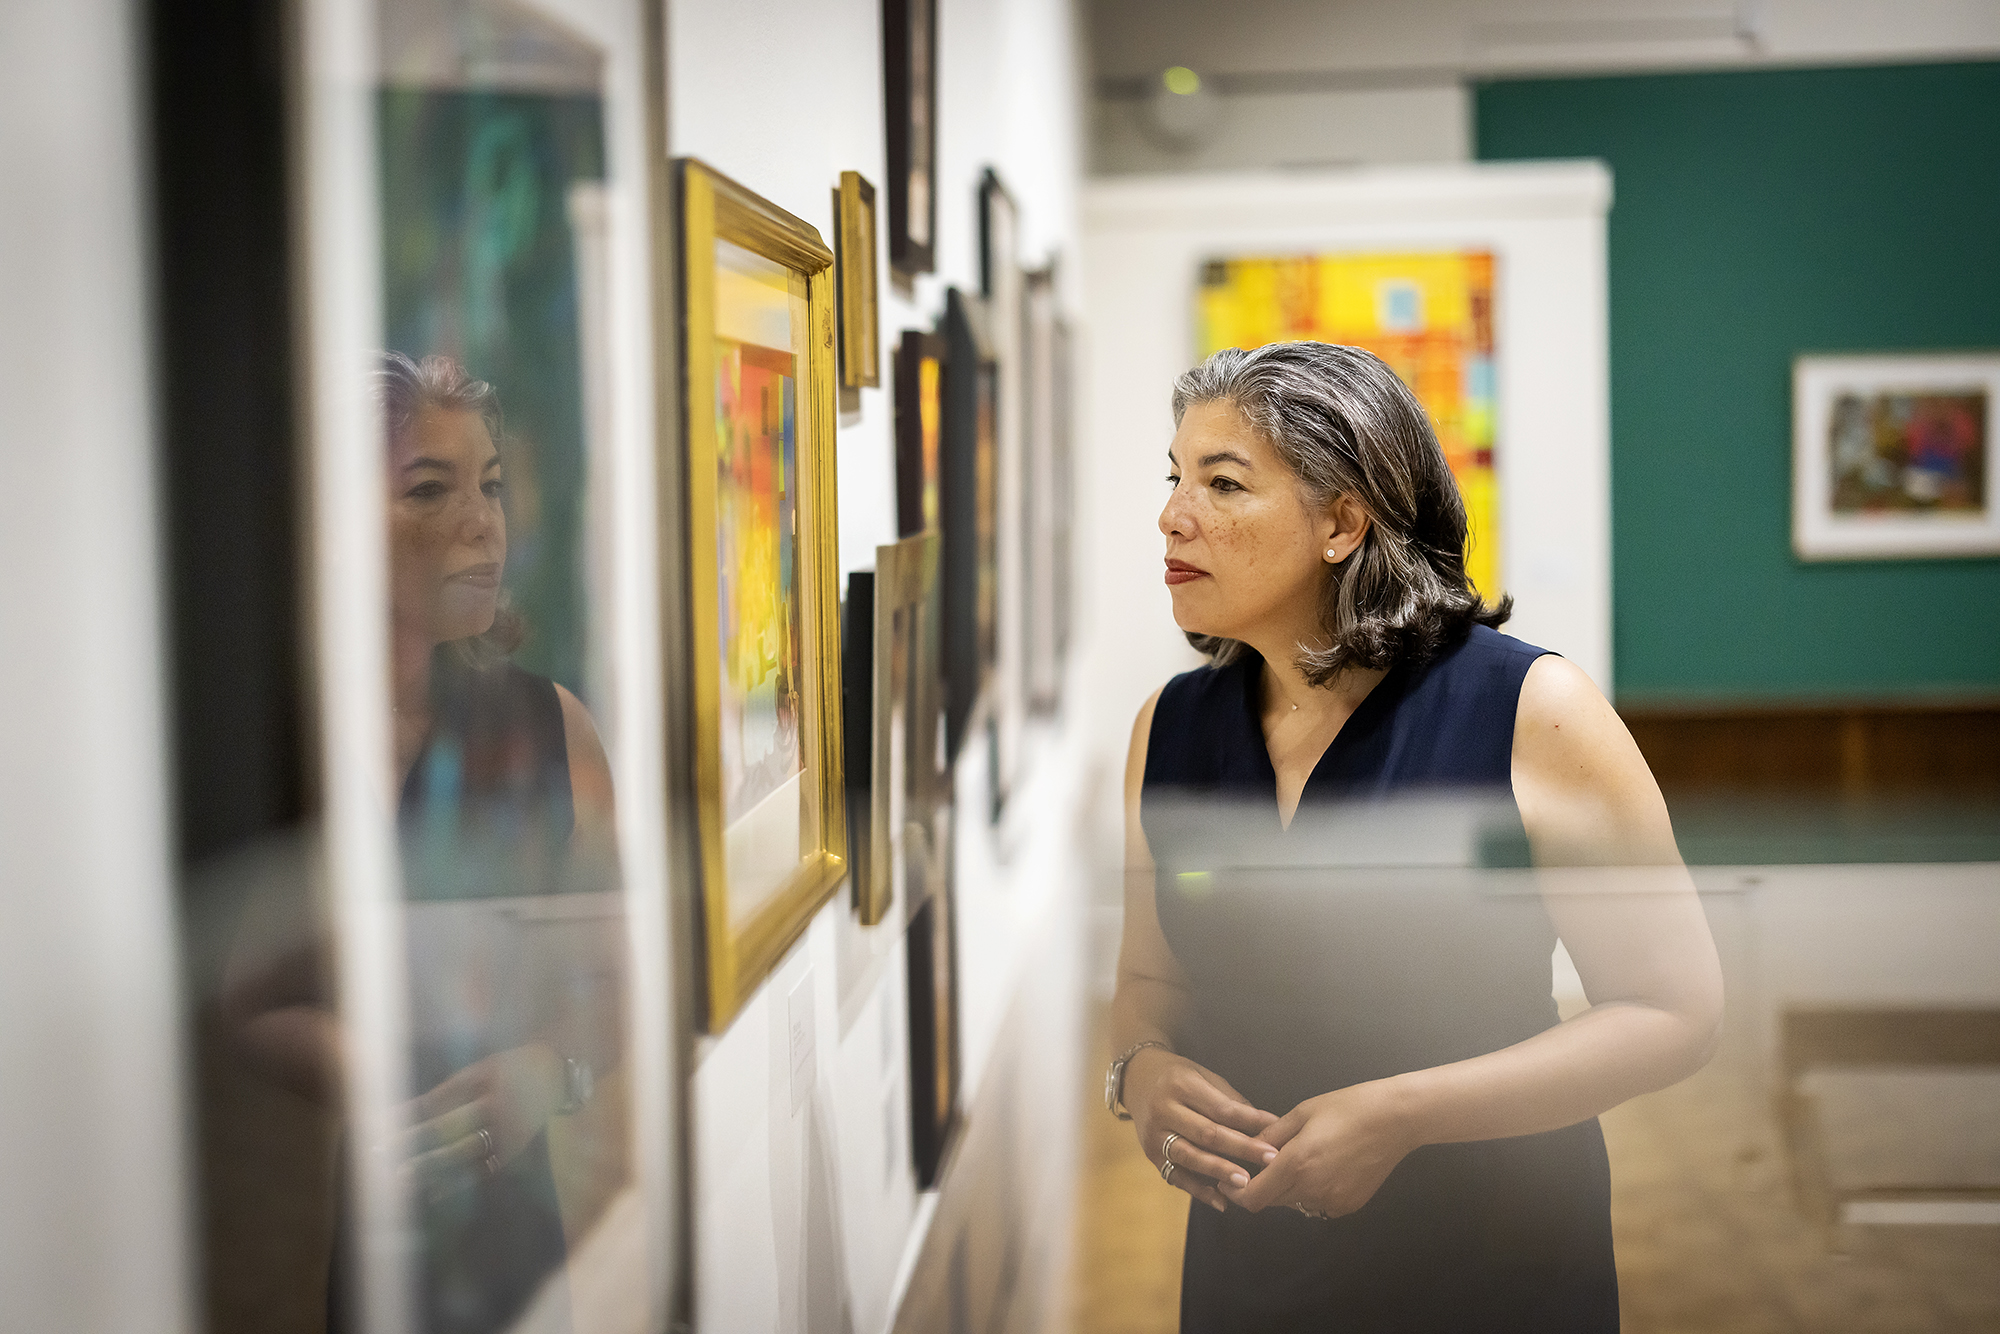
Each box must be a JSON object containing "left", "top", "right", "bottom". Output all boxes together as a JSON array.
[{"left": 1477, "top": 63, "right": 2000, "bottom": 705}]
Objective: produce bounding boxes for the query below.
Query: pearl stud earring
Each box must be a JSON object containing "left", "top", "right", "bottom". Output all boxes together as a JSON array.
[{"left": 1326, "top": 548, "right": 1338, "bottom": 561}]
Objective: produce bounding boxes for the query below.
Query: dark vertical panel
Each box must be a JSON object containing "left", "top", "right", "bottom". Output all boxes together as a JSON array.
[
  {"left": 152, "top": 0, "right": 306, "bottom": 864},
  {"left": 1477, "top": 62, "right": 2000, "bottom": 703},
  {"left": 153, "top": 10, "right": 331, "bottom": 1332}
]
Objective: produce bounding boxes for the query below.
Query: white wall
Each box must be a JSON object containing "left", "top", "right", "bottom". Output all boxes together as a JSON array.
[
  {"left": 1089, "top": 0, "right": 2000, "bottom": 82},
  {"left": 666, "top": 2, "right": 1092, "bottom": 1330},
  {"left": 1087, "top": 0, "right": 2000, "bottom": 173},
  {"left": 0, "top": 2, "right": 189, "bottom": 1332},
  {"left": 1075, "top": 163, "right": 1614, "bottom": 782}
]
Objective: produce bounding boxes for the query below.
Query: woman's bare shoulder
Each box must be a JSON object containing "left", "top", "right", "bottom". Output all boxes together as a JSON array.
[
  {"left": 1123, "top": 687, "right": 1168, "bottom": 807},
  {"left": 1514, "top": 655, "right": 1630, "bottom": 768},
  {"left": 554, "top": 683, "right": 616, "bottom": 827}
]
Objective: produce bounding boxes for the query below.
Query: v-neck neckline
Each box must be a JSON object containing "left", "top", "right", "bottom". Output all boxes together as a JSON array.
[{"left": 1243, "top": 651, "right": 1401, "bottom": 831}]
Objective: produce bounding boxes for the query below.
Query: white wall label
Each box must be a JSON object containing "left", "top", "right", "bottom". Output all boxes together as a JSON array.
[{"left": 788, "top": 970, "right": 817, "bottom": 1113}]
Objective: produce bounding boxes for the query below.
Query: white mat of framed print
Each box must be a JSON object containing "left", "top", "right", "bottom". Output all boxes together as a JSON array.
[{"left": 1793, "top": 353, "right": 2000, "bottom": 560}]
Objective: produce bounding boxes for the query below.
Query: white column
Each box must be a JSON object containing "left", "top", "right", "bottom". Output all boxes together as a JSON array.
[{"left": 0, "top": 1, "right": 190, "bottom": 1332}]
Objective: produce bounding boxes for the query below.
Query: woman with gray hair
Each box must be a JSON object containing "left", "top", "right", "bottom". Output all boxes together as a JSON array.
[{"left": 1105, "top": 342, "right": 1721, "bottom": 1330}]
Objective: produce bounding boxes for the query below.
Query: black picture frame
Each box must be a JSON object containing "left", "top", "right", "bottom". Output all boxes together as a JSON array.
[
  {"left": 841, "top": 570, "right": 876, "bottom": 915},
  {"left": 939, "top": 288, "right": 996, "bottom": 761},
  {"left": 906, "top": 847, "right": 960, "bottom": 1188},
  {"left": 977, "top": 168, "right": 1016, "bottom": 300},
  {"left": 894, "top": 330, "right": 947, "bottom": 538},
  {"left": 883, "top": 0, "right": 938, "bottom": 278}
]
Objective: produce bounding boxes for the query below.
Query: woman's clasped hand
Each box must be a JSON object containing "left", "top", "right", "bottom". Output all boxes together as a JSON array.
[
  {"left": 1215, "top": 1080, "right": 1416, "bottom": 1220},
  {"left": 390, "top": 1041, "right": 570, "bottom": 1203},
  {"left": 1122, "top": 1046, "right": 1281, "bottom": 1213},
  {"left": 1128, "top": 1048, "right": 1417, "bottom": 1220}
]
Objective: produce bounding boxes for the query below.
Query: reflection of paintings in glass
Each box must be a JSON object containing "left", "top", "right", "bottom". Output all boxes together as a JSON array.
[
  {"left": 379, "top": 87, "right": 605, "bottom": 694},
  {"left": 1829, "top": 390, "right": 1986, "bottom": 514},
  {"left": 1197, "top": 251, "right": 1501, "bottom": 601},
  {"left": 1793, "top": 354, "right": 2000, "bottom": 560},
  {"left": 714, "top": 254, "right": 804, "bottom": 830}
]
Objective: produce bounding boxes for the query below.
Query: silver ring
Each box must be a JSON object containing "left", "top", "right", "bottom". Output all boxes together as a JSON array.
[
  {"left": 476, "top": 1127, "right": 494, "bottom": 1159},
  {"left": 1161, "top": 1132, "right": 1181, "bottom": 1167},
  {"left": 1292, "top": 1201, "right": 1327, "bottom": 1220},
  {"left": 1160, "top": 1159, "right": 1177, "bottom": 1185}
]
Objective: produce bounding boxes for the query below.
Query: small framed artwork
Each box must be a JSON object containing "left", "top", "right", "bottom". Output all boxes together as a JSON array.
[
  {"left": 833, "top": 171, "right": 880, "bottom": 390},
  {"left": 1794, "top": 353, "right": 2000, "bottom": 560},
  {"left": 906, "top": 854, "right": 960, "bottom": 1188},
  {"left": 977, "top": 168, "right": 1019, "bottom": 302},
  {"left": 978, "top": 170, "right": 1025, "bottom": 819},
  {"left": 882, "top": 0, "right": 938, "bottom": 278},
  {"left": 879, "top": 534, "right": 949, "bottom": 923},
  {"left": 894, "top": 330, "right": 947, "bottom": 538},
  {"left": 1022, "top": 265, "right": 1063, "bottom": 713},
  {"left": 841, "top": 570, "right": 877, "bottom": 918},
  {"left": 842, "top": 536, "right": 948, "bottom": 930},
  {"left": 676, "top": 157, "right": 848, "bottom": 1031},
  {"left": 939, "top": 288, "right": 997, "bottom": 761}
]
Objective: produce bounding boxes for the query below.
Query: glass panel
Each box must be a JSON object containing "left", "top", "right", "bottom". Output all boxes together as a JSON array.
[{"left": 375, "top": 1, "right": 634, "bottom": 1329}]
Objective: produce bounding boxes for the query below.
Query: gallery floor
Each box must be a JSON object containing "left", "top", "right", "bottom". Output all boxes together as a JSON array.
[{"left": 1059, "top": 996, "right": 2000, "bottom": 1333}]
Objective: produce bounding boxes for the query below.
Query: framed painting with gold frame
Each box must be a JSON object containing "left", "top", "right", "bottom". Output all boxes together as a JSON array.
[
  {"left": 833, "top": 171, "right": 880, "bottom": 390},
  {"left": 676, "top": 158, "right": 847, "bottom": 1031}
]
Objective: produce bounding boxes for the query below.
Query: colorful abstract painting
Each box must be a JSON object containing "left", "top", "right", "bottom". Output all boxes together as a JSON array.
[
  {"left": 1196, "top": 251, "right": 1501, "bottom": 600},
  {"left": 714, "top": 243, "right": 805, "bottom": 831},
  {"left": 1829, "top": 390, "right": 1986, "bottom": 514},
  {"left": 1794, "top": 354, "right": 2000, "bottom": 559}
]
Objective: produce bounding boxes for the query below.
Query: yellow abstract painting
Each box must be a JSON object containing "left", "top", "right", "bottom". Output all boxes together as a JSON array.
[{"left": 1196, "top": 251, "right": 1501, "bottom": 601}]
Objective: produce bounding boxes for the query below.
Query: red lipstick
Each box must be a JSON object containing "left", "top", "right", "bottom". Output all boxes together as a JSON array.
[{"left": 1164, "top": 558, "right": 1207, "bottom": 587}]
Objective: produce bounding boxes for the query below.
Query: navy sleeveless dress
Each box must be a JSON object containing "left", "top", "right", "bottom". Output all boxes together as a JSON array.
[
  {"left": 333, "top": 651, "right": 576, "bottom": 1334},
  {"left": 1141, "top": 625, "right": 1619, "bottom": 1333}
]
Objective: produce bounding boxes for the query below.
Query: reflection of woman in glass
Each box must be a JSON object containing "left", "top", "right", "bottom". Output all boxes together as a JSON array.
[
  {"left": 377, "top": 350, "right": 618, "bottom": 1332},
  {"left": 221, "top": 352, "right": 621, "bottom": 1332}
]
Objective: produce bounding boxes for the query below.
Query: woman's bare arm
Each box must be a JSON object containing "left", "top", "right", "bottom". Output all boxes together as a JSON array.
[
  {"left": 1110, "top": 688, "right": 1194, "bottom": 1056},
  {"left": 1225, "top": 653, "right": 1723, "bottom": 1214},
  {"left": 1111, "top": 689, "right": 1282, "bottom": 1210}
]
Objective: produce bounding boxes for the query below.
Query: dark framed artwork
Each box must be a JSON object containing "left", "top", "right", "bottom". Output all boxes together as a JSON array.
[
  {"left": 939, "top": 287, "right": 996, "bottom": 761},
  {"left": 882, "top": 0, "right": 938, "bottom": 278},
  {"left": 894, "top": 330, "right": 947, "bottom": 538},
  {"left": 833, "top": 171, "right": 880, "bottom": 389},
  {"left": 906, "top": 846, "right": 960, "bottom": 1188},
  {"left": 841, "top": 569, "right": 877, "bottom": 918},
  {"left": 977, "top": 170, "right": 1024, "bottom": 817}
]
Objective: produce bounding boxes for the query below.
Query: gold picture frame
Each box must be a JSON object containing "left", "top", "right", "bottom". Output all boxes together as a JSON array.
[
  {"left": 834, "top": 171, "right": 881, "bottom": 389},
  {"left": 855, "top": 532, "right": 945, "bottom": 927},
  {"left": 677, "top": 158, "right": 847, "bottom": 1031}
]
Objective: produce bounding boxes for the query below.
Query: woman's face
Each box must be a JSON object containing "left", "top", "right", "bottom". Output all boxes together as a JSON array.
[
  {"left": 388, "top": 405, "right": 506, "bottom": 643},
  {"left": 1159, "top": 398, "right": 1336, "bottom": 647}
]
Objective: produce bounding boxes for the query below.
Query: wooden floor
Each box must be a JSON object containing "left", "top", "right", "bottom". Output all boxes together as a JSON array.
[{"left": 1060, "top": 1010, "right": 2000, "bottom": 1334}]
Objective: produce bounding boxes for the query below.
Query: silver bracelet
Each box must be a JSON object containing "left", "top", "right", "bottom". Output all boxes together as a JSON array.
[
  {"left": 1104, "top": 1040, "right": 1172, "bottom": 1121},
  {"left": 555, "top": 1056, "right": 594, "bottom": 1115}
]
